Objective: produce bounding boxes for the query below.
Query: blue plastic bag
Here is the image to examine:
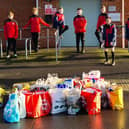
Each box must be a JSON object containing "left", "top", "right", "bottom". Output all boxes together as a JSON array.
[{"left": 3, "top": 93, "right": 20, "bottom": 123}]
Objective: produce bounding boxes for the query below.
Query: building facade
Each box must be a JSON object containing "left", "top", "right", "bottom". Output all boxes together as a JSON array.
[{"left": 0, "top": 0, "right": 129, "bottom": 48}]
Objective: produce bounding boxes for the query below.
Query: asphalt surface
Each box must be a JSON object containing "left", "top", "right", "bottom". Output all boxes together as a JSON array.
[{"left": 0, "top": 48, "right": 129, "bottom": 88}]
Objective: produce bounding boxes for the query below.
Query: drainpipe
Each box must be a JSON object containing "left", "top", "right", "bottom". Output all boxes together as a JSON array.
[
  {"left": 122, "top": 0, "right": 125, "bottom": 48},
  {"left": 36, "top": 0, "right": 39, "bottom": 14},
  {"left": 36, "top": 0, "right": 38, "bottom": 8}
]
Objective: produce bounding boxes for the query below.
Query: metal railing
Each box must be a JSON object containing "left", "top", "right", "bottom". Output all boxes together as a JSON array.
[{"left": 0, "top": 27, "right": 57, "bottom": 59}]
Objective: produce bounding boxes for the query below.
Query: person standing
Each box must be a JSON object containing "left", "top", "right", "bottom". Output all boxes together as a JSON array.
[
  {"left": 95, "top": 5, "right": 108, "bottom": 48},
  {"left": 102, "top": 17, "right": 117, "bottom": 66},
  {"left": 73, "top": 8, "right": 87, "bottom": 53},
  {"left": 125, "top": 18, "right": 129, "bottom": 40},
  {"left": 53, "top": 7, "right": 69, "bottom": 38},
  {"left": 4, "top": 11, "right": 18, "bottom": 58},
  {"left": 23, "top": 7, "right": 50, "bottom": 52}
]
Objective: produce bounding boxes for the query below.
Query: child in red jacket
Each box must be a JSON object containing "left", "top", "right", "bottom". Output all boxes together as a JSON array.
[
  {"left": 95, "top": 5, "right": 108, "bottom": 48},
  {"left": 23, "top": 7, "right": 50, "bottom": 52},
  {"left": 4, "top": 11, "right": 18, "bottom": 58},
  {"left": 73, "top": 8, "right": 87, "bottom": 53}
]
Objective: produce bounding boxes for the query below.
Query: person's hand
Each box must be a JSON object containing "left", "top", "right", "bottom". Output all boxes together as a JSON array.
[
  {"left": 48, "top": 25, "right": 52, "bottom": 28},
  {"left": 110, "top": 42, "right": 113, "bottom": 46}
]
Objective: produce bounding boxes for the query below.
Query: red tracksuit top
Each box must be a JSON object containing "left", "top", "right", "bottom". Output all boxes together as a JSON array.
[
  {"left": 73, "top": 15, "right": 87, "bottom": 33},
  {"left": 23, "top": 15, "right": 50, "bottom": 33},
  {"left": 96, "top": 13, "right": 108, "bottom": 31},
  {"left": 4, "top": 18, "right": 18, "bottom": 40}
]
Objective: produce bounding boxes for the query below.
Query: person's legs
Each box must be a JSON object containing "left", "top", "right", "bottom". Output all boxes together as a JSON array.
[
  {"left": 95, "top": 30, "right": 102, "bottom": 47},
  {"left": 12, "top": 38, "right": 16, "bottom": 55},
  {"left": 32, "top": 32, "right": 39, "bottom": 52},
  {"left": 111, "top": 47, "right": 115, "bottom": 66},
  {"left": 7, "top": 38, "right": 11, "bottom": 56},
  {"left": 59, "top": 25, "right": 69, "bottom": 36},
  {"left": 104, "top": 48, "right": 109, "bottom": 64},
  {"left": 76, "top": 33, "right": 81, "bottom": 53},
  {"left": 80, "top": 32, "right": 85, "bottom": 53}
]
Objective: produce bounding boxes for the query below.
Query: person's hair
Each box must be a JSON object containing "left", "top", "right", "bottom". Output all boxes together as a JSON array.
[
  {"left": 106, "top": 16, "right": 112, "bottom": 20},
  {"left": 77, "top": 8, "right": 82, "bottom": 11},
  {"left": 58, "top": 7, "right": 63, "bottom": 10},
  {"left": 101, "top": 5, "right": 106, "bottom": 9},
  {"left": 8, "top": 11, "right": 14, "bottom": 16},
  {"left": 32, "top": 7, "right": 38, "bottom": 13}
]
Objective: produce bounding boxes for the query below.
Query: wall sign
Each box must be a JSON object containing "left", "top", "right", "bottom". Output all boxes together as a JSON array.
[
  {"left": 45, "top": 4, "right": 53, "bottom": 15},
  {"left": 108, "top": 13, "right": 121, "bottom": 22},
  {"left": 45, "top": 4, "right": 57, "bottom": 15},
  {"left": 108, "top": 6, "right": 116, "bottom": 12}
]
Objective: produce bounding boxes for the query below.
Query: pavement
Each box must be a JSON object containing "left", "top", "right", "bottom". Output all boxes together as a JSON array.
[{"left": 0, "top": 47, "right": 129, "bottom": 129}]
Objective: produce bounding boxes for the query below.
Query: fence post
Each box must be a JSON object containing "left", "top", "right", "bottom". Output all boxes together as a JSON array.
[
  {"left": 128, "top": 41, "right": 129, "bottom": 52},
  {"left": 20, "top": 29, "right": 22, "bottom": 40},
  {"left": 0, "top": 39, "right": 3, "bottom": 58},
  {"left": 25, "top": 39, "right": 28, "bottom": 59},
  {"left": 47, "top": 28, "right": 49, "bottom": 50}
]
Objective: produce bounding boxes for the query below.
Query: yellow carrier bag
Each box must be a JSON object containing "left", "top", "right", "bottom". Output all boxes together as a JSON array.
[{"left": 108, "top": 87, "right": 124, "bottom": 110}]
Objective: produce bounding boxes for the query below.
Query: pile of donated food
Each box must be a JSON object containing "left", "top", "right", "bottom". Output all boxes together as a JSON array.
[{"left": 0, "top": 70, "right": 124, "bottom": 123}]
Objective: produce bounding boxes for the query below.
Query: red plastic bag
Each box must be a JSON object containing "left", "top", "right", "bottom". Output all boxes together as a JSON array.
[
  {"left": 24, "top": 91, "right": 51, "bottom": 118},
  {"left": 81, "top": 88, "right": 102, "bottom": 115}
]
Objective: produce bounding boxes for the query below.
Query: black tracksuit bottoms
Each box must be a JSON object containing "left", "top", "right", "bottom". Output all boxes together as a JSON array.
[
  {"left": 7, "top": 38, "right": 16, "bottom": 55},
  {"left": 76, "top": 32, "right": 85, "bottom": 52},
  {"left": 31, "top": 32, "right": 39, "bottom": 52}
]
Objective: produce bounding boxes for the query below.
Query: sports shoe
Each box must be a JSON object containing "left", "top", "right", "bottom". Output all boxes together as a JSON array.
[
  {"left": 104, "top": 60, "right": 110, "bottom": 65},
  {"left": 112, "top": 62, "right": 115, "bottom": 66},
  {"left": 6, "top": 55, "right": 11, "bottom": 59},
  {"left": 81, "top": 49, "right": 86, "bottom": 54},
  {"left": 14, "top": 54, "right": 17, "bottom": 58}
]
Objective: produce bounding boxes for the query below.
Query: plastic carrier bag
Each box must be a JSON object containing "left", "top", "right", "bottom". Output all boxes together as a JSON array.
[
  {"left": 81, "top": 88, "right": 102, "bottom": 115},
  {"left": 18, "top": 91, "right": 26, "bottom": 119},
  {"left": 63, "top": 79, "right": 74, "bottom": 89},
  {"left": 3, "top": 93, "right": 20, "bottom": 123},
  {"left": 49, "top": 88, "right": 67, "bottom": 114},
  {"left": 66, "top": 88, "right": 81, "bottom": 115},
  {"left": 24, "top": 91, "right": 51, "bottom": 118},
  {"left": 107, "top": 87, "right": 124, "bottom": 110},
  {"left": 88, "top": 70, "right": 101, "bottom": 79},
  {"left": 0, "top": 88, "right": 6, "bottom": 107}
]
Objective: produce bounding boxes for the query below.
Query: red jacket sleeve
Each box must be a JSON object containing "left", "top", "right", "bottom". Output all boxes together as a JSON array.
[
  {"left": 15, "top": 22, "right": 18, "bottom": 39},
  {"left": 96, "top": 16, "right": 100, "bottom": 31},
  {"left": 39, "top": 18, "right": 50, "bottom": 27},
  {"left": 4, "top": 24, "right": 8, "bottom": 40},
  {"left": 23, "top": 19, "right": 31, "bottom": 29}
]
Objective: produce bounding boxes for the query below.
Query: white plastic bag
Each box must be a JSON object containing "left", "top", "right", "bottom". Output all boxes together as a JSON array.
[
  {"left": 88, "top": 70, "right": 101, "bottom": 79},
  {"left": 18, "top": 91, "right": 26, "bottom": 119},
  {"left": 49, "top": 88, "right": 67, "bottom": 114},
  {"left": 63, "top": 79, "right": 74, "bottom": 89},
  {"left": 66, "top": 88, "right": 81, "bottom": 115}
]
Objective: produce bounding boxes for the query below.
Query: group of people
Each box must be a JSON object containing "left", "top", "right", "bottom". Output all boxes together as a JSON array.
[{"left": 4, "top": 5, "right": 129, "bottom": 66}]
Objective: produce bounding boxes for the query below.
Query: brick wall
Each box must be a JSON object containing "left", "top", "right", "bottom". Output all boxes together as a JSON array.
[{"left": 0, "top": 0, "right": 35, "bottom": 49}]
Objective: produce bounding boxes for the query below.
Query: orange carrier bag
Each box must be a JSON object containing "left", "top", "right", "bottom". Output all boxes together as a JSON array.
[
  {"left": 107, "top": 87, "right": 124, "bottom": 110},
  {"left": 24, "top": 91, "right": 51, "bottom": 118},
  {"left": 81, "top": 88, "right": 102, "bottom": 115}
]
